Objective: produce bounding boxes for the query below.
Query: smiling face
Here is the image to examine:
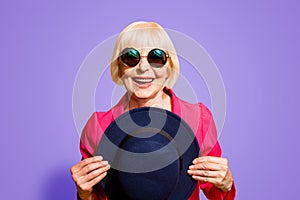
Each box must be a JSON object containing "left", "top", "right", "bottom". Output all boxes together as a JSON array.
[
  {"left": 119, "top": 48, "right": 170, "bottom": 100},
  {"left": 111, "top": 22, "right": 180, "bottom": 89},
  {"left": 110, "top": 22, "right": 180, "bottom": 109}
]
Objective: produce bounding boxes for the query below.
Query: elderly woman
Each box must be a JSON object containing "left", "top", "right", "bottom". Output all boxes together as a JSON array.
[{"left": 71, "top": 21, "right": 236, "bottom": 200}]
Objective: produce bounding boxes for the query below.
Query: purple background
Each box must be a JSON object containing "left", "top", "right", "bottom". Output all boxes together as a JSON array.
[{"left": 1, "top": 1, "right": 299, "bottom": 199}]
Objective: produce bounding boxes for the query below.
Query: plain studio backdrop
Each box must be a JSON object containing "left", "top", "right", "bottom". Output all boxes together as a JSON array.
[{"left": 0, "top": 1, "right": 299, "bottom": 199}]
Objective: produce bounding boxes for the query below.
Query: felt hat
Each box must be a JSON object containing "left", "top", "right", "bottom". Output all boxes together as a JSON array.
[{"left": 97, "top": 107, "right": 200, "bottom": 200}]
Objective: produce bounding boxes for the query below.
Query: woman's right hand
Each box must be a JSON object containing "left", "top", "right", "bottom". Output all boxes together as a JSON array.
[{"left": 70, "top": 156, "right": 110, "bottom": 200}]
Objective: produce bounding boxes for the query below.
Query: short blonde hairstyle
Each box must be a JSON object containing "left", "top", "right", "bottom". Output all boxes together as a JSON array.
[{"left": 110, "top": 21, "right": 180, "bottom": 88}]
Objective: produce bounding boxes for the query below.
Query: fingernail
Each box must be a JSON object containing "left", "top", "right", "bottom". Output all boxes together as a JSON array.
[
  {"left": 96, "top": 156, "right": 103, "bottom": 161},
  {"left": 189, "top": 165, "right": 194, "bottom": 169},
  {"left": 107, "top": 164, "right": 111, "bottom": 169},
  {"left": 101, "top": 161, "right": 108, "bottom": 165},
  {"left": 187, "top": 170, "right": 191, "bottom": 174}
]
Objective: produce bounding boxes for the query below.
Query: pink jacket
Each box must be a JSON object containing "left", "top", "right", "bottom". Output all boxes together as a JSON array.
[{"left": 79, "top": 88, "right": 236, "bottom": 199}]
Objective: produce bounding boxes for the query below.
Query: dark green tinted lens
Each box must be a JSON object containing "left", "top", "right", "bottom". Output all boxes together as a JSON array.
[
  {"left": 121, "top": 48, "right": 140, "bottom": 67},
  {"left": 147, "top": 49, "right": 167, "bottom": 68}
]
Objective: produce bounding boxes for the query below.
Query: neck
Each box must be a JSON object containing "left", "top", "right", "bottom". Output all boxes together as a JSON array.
[{"left": 125, "top": 90, "right": 172, "bottom": 111}]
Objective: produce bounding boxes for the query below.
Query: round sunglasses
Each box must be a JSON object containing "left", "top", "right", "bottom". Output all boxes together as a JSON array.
[{"left": 119, "top": 48, "right": 169, "bottom": 68}]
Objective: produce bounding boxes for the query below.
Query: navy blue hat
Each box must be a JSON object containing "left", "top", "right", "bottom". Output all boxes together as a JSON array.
[{"left": 97, "top": 107, "right": 200, "bottom": 200}]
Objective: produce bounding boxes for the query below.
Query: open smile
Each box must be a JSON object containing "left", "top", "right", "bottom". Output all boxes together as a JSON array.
[
  {"left": 132, "top": 78, "right": 154, "bottom": 89},
  {"left": 133, "top": 78, "right": 154, "bottom": 84}
]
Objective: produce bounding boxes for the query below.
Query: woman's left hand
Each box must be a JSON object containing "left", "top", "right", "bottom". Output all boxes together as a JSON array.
[{"left": 187, "top": 156, "right": 233, "bottom": 192}]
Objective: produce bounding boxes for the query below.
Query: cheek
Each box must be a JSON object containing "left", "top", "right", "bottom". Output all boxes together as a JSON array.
[
  {"left": 156, "top": 66, "right": 170, "bottom": 80},
  {"left": 120, "top": 69, "right": 135, "bottom": 88}
]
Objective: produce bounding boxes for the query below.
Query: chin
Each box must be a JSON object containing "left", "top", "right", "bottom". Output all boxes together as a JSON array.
[
  {"left": 126, "top": 83, "right": 164, "bottom": 100},
  {"left": 132, "top": 91, "right": 154, "bottom": 99},
  {"left": 129, "top": 87, "right": 159, "bottom": 99}
]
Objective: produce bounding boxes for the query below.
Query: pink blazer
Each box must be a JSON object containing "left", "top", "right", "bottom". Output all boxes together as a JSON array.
[{"left": 79, "top": 88, "right": 236, "bottom": 200}]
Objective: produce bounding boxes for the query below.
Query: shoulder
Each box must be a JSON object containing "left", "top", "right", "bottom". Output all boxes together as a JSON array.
[
  {"left": 172, "top": 93, "right": 212, "bottom": 132},
  {"left": 179, "top": 98, "right": 210, "bottom": 113},
  {"left": 172, "top": 93, "right": 220, "bottom": 156},
  {"left": 80, "top": 109, "right": 115, "bottom": 157},
  {"left": 80, "top": 95, "right": 126, "bottom": 157},
  {"left": 84, "top": 110, "right": 113, "bottom": 132},
  {"left": 168, "top": 88, "right": 211, "bottom": 116},
  {"left": 173, "top": 93, "right": 212, "bottom": 121}
]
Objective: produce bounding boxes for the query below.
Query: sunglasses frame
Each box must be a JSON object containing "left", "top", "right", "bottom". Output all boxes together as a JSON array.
[{"left": 119, "top": 48, "right": 170, "bottom": 68}]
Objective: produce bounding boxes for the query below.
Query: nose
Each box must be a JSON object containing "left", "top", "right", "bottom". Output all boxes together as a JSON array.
[{"left": 137, "top": 56, "right": 150, "bottom": 72}]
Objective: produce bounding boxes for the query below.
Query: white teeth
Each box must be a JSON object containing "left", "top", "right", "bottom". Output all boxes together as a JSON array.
[{"left": 134, "top": 78, "right": 153, "bottom": 83}]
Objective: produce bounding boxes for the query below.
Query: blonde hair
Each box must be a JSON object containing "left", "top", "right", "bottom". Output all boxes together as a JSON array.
[{"left": 110, "top": 21, "right": 180, "bottom": 88}]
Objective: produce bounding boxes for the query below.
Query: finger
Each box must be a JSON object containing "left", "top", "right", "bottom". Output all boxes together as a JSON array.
[
  {"left": 193, "top": 156, "right": 228, "bottom": 165},
  {"left": 189, "top": 162, "right": 225, "bottom": 171},
  {"left": 76, "top": 163, "right": 110, "bottom": 185},
  {"left": 187, "top": 169, "right": 222, "bottom": 178},
  {"left": 84, "top": 164, "right": 111, "bottom": 182},
  {"left": 191, "top": 175, "right": 220, "bottom": 185},
  {"left": 73, "top": 160, "right": 109, "bottom": 182},
  {"left": 77, "top": 156, "right": 104, "bottom": 170},
  {"left": 81, "top": 160, "right": 109, "bottom": 176},
  {"left": 71, "top": 156, "right": 103, "bottom": 174},
  {"left": 191, "top": 175, "right": 232, "bottom": 192},
  {"left": 80, "top": 171, "right": 108, "bottom": 192}
]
